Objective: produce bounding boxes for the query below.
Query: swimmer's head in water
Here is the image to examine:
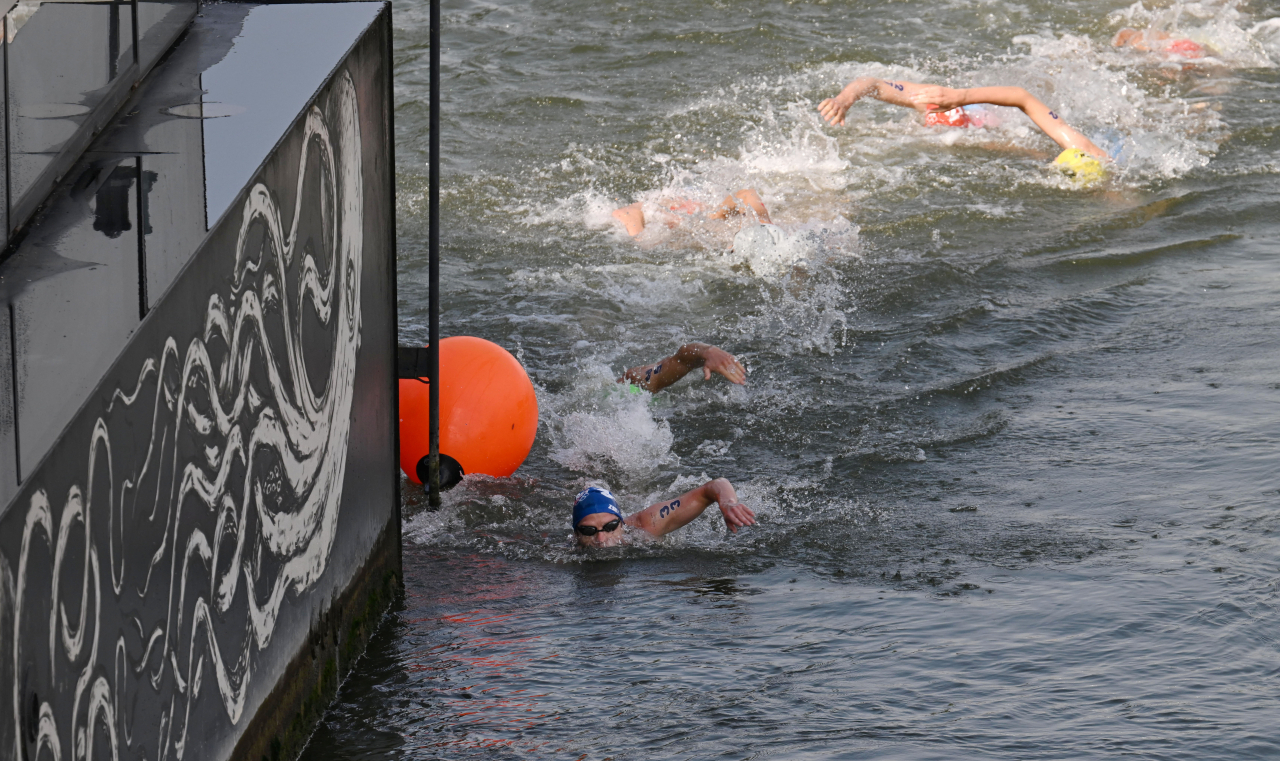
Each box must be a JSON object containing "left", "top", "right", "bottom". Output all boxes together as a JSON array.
[
  {"left": 1113, "top": 27, "right": 1140, "bottom": 48},
  {"left": 573, "top": 486, "right": 622, "bottom": 527},
  {"left": 924, "top": 106, "right": 972, "bottom": 128},
  {"left": 1165, "top": 38, "right": 1205, "bottom": 58},
  {"left": 1054, "top": 149, "right": 1107, "bottom": 184}
]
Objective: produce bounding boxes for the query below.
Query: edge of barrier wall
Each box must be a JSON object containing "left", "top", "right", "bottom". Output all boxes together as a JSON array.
[{"left": 0, "top": 5, "right": 400, "bottom": 761}]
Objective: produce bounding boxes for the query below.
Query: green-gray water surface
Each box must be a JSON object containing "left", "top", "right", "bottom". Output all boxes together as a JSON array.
[{"left": 304, "top": 0, "right": 1280, "bottom": 757}]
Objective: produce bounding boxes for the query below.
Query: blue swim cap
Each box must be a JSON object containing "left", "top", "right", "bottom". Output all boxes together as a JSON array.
[{"left": 572, "top": 486, "right": 622, "bottom": 527}]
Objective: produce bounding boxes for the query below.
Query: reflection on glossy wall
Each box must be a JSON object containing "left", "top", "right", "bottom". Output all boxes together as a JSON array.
[
  {"left": 6, "top": 2, "right": 128, "bottom": 206},
  {"left": 1, "top": 0, "right": 197, "bottom": 245}
]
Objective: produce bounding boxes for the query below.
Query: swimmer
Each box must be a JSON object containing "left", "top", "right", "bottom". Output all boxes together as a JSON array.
[
  {"left": 572, "top": 482, "right": 755, "bottom": 548},
  {"left": 1112, "top": 27, "right": 1207, "bottom": 59},
  {"left": 817, "top": 77, "right": 1109, "bottom": 165},
  {"left": 567, "top": 344, "right": 748, "bottom": 547},
  {"left": 620, "top": 342, "right": 746, "bottom": 392},
  {"left": 612, "top": 188, "right": 770, "bottom": 237}
]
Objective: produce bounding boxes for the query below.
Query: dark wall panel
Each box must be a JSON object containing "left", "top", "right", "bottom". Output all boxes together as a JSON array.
[
  {"left": 0, "top": 9, "right": 396, "bottom": 761},
  {"left": 0, "top": 303, "right": 15, "bottom": 502},
  {"left": 0, "top": 28, "right": 7, "bottom": 248}
]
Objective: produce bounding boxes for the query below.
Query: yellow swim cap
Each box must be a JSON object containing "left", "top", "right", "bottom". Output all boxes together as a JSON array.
[{"left": 1054, "top": 149, "right": 1106, "bottom": 184}]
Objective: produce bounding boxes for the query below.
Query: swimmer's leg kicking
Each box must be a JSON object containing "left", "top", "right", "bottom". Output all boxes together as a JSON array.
[
  {"left": 818, "top": 77, "right": 1108, "bottom": 161},
  {"left": 572, "top": 482, "right": 755, "bottom": 549}
]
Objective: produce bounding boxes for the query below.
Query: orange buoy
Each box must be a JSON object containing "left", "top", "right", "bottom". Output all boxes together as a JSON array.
[{"left": 399, "top": 336, "right": 538, "bottom": 486}]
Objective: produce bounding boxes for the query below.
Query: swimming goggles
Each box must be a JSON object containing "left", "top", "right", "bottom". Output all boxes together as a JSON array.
[{"left": 575, "top": 519, "right": 622, "bottom": 536}]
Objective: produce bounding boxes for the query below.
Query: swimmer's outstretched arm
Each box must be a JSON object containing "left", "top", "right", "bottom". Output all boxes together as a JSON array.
[
  {"left": 908, "top": 85, "right": 1107, "bottom": 160},
  {"left": 627, "top": 478, "right": 756, "bottom": 537},
  {"left": 818, "top": 77, "right": 934, "bottom": 126},
  {"left": 820, "top": 78, "right": 1107, "bottom": 160},
  {"left": 620, "top": 342, "right": 746, "bottom": 393}
]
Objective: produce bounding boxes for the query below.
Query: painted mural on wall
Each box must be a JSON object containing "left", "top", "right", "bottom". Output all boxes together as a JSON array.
[{"left": 0, "top": 69, "right": 364, "bottom": 761}]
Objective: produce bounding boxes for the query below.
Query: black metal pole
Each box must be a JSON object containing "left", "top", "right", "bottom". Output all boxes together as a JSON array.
[{"left": 428, "top": 0, "right": 441, "bottom": 507}]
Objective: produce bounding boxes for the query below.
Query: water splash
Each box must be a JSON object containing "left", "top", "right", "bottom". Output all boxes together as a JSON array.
[{"left": 541, "top": 368, "right": 679, "bottom": 484}]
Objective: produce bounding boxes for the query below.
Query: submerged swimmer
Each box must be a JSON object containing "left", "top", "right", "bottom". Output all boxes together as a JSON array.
[
  {"left": 572, "top": 482, "right": 755, "bottom": 548},
  {"left": 611, "top": 189, "right": 803, "bottom": 263},
  {"left": 612, "top": 188, "right": 770, "bottom": 237},
  {"left": 1113, "top": 27, "right": 1207, "bottom": 59},
  {"left": 818, "top": 77, "right": 1110, "bottom": 180}
]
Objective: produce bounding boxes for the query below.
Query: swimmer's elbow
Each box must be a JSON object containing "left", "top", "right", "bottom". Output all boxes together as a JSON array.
[
  {"left": 675, "top": 343, "right": 706, "bottom": 365},
  {"left": 628, "top": 513, "right": 658, "bottom": 535},
  {"left": 871, "top": 78, "right": 898, "bottom": 98},
  {"left": 706, "top": 477, "right": 734, "bottom": 501},
  {"left": 1014, "top": 88, "right": 1042, "bottom": 111}
]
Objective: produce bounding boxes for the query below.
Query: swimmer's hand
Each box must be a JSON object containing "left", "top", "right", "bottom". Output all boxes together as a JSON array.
[
  {"left": 699, "top": 345, "right": 747, "bottom": 386},
  {"left": 820, "top": 77, "right": 890, "bottom": 126},
  {"left": 718, "top": 501, "right": 756, "bottom": 533},
  {"left": 612, "top": 202, "right": 646, "bottom": 237},
  {"left": 910, "top": 85, "right": 968, "bottom": 112},
  {"left": 818, "top": 92, "right": 856, "bottom": 126}
]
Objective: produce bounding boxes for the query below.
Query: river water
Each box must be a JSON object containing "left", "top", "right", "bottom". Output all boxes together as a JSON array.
[{"left": 302, "top": 0, "right": 1280, "bottom": 758}]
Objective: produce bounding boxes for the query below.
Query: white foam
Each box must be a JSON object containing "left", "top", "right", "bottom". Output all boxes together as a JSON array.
[{"left": 539, "top": 363, "right": 679, "bottom": 484}]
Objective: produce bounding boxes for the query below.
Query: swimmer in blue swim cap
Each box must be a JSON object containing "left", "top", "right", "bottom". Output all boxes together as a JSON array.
[
  {"left": 572, "top": 480, "right": 755, "bottom": 548},
  {"left": 819, "top": 78, "right": 1110, "bottom": 178}
]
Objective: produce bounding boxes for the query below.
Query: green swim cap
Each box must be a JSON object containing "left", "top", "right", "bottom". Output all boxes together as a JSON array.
[{"left": 1054, "top": 149, "right": 1106, "bottom": 184}]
